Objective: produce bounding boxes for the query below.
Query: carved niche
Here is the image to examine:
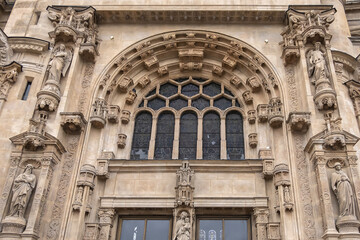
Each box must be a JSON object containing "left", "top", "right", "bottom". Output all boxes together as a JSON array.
[
  {"left": 280, "top": 7, "right": 336, "bottom": 65},
  {"left": 0, "top": 62, "right": 21, "bottom": 100},
  {"left": 36, "top": 44, "right": 73, "bottom": 112},
  {"left": 47, "top": 6, "right": 99, "bottom": 61},
  {"left": 175, "top": 161, "right": 194, "bottom": 207}
]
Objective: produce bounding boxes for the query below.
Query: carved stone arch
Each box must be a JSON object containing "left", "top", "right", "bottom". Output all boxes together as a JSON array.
[
  {"left": 178, "top": 107, "right": 202, "bottom": 119},
  {"left": 223, "top": 107, "right": 246, "bottom": 119}
]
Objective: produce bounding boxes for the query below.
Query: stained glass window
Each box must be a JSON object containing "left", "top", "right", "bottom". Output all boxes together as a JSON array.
[
  {"left": 203, "top": 112, "right": 220, "bottom": 159},
  {"left": 203, "top": 82, "right": 221, "bottom": 97},
  {"left": 170, "top": 97, "right": 188, "bottom": 110},
  {"left": 148, "top": 97, "right": 166, "bottom": 110},
  {"left": 159, "top": 83, "right": 178, "bottom": 97},
  {"left": 179, "top": 112, "right": 198, "bottom": 159},
  {"left": 181, "top": 83, "right": 199, "bottom": 97},
  {"left": 198, "top": 219, "right": 249, "bottom": 240},
  {"left": 154, "top": 112, "right": 175, "bottom": 159},
  {"left": 192, "top": 97, "right": 210, "bottom": 110},
  {"left": 226, "top": 111, "right": 244, "bottom": 160},
  {"left": 130, "top": 112, "right": 152, "bottom": 160},
  {"left": 214, "top": 97, "right": 232, "bottom": 110}
]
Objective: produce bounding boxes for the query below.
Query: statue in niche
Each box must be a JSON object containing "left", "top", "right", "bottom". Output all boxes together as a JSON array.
[
  {"left": 47, "top": 44, "right": 73, "bottom": 83},
  {"left": 9, "top": 164, "right": 36, "bottom": 218},
  {"left": 174, "top": 211, "right": 191, "bottom": 240},
  {"left": 307, "top": 42, "right": 329, "bottom": 84},
  {"left": 331, "top": 162, "right": 357, "bottom": 218}
]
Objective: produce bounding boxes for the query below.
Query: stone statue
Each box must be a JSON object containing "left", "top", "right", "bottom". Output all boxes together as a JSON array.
[
  {"left": 47, "top": 44, "right": 72, "bottom": 83},
  {"left": 331, "top": 162, "right": 357, "bottom": 218},
  {"left": 307, "top": 42, "right": 329, "bottom": 83},
  {"left": 9, "top": 164, "right": 36, "bottom": 218},
  {"left": 174, "top": 211, "right": 191, "bottom": 240}
]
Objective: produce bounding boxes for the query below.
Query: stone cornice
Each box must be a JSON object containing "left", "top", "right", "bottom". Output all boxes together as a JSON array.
[
  {"left": 332, "top": 50, "right": 359, "bottom": 72},
  {"left": 8, "top": 37, "right": 49, "bottom": 54},
  {"left": 95, "top": 6, "right": 286, "bottom": 24}
]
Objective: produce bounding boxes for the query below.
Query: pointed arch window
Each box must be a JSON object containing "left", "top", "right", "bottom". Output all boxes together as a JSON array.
[
  {"left": 203, "top": 112, "right": 221, "bottom": 160},
  {"left": 179, "top": 111, "right": 198, "bottom": 160},
  {"left": 226, "top": 111, "right": 244, "bottom": 160},
  {"left": 154, "top": 111, "right": 175, "bottom": 160}
]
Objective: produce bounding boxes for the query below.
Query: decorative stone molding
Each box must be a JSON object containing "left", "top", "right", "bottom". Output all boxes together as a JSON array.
[
  {"left": 125, "top": 90, "right": 137, "bottom": 105},
  {"left": 121, "top": 110, "right": 130, "bottom": 124},
  {"left": 98, "top": 208, "right": 115, "bottom": 240},
  {"left": 246, "top": 75, "right": 261, "bottom": 92},
  {"left": 90, "top": 98, "right": 107, "bottom": 129},
  {"left": 268, "top": 98, "right": 284, "bottom": 128},
  {"left": 83, "top": 223, "right": 101, "bottom": 240},
  {"left": 247, "top": 110, "right": 256, "bottom": 124},
  {"left": 175, "top": 161, "right": 194, "bottom": 207},
  {"left": 222, "top": 55, "right": 237, "bottom": 70},
  {"left": 287, "top": 112, "right": 311, "bottom": 133},
  {"left": 257, "top": 104, "right": 268, "bottom": 122},
  {"left": 0, "top": 62, "right": 22, "bottom": 100},
  {"left": 249, "top": 133, "right": 258, "bottom": 148},
  {"left": 36, "top": 44, "right": 73, "bottom": 112},
  {"left": 179, "top": 62, "right": 202, "bottom": 71},
  {"left": 242, "top": 90, "right": 253, "bottom": 104},
  {"left": 157, "top": 66, "right": 168, "bottom": 76},
  {"left": 97, "top": 151, "right": 114, "bottom": 179},
  {"left": 60, "top": 112, "right": 87, "bottom": 134},
  {"left": 107, "top": 105, "right": 120, "bottom": 123},
  {"left": 117, "top": 134, "right": 127, "bottom": 149},
  {"left": 8, "top": 37, "right": 49, "bottom": 54},
  {"left": 0, "top": 29, "right": 12, "bottom": 65},
  {"left": 117, "top": 77, "right": 133, "bottom": 93},
  {"left": 212, "top": 66, "right": 223, "bottom": 76},
  {"left": 345, "top": 80, "right": 360, "bottom": 119},
  {"left": 137, "top": 76, "right": 150, "bottom": 88},
  {"left": 254, "top": 208, "right": 269, "bottom": 240},
  {"left": 178, "top": 48, "right": 203, "bottom": 62}
]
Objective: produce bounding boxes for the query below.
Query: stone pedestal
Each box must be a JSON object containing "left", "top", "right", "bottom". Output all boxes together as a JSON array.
[
  {"left": 1, "top": 216, "right": 26, "bottom": 234},
  {"left": 336, "top": 215, "right": 360, "bottom": 234}
]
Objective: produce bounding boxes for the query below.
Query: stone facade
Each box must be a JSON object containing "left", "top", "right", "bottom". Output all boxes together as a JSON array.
[{"left": 0, "top": 1, "right": 359, "bottom": 240}]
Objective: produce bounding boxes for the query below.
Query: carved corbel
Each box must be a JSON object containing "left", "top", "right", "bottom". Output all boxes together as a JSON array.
[
  {"left": 257, "top": 104, "right": 268, "bottom": 122},
  {"left": 268, "top": 98, "right": 284, "bottom": 128},
  {"left": 0, "top": 62, "right": 22, "bottom": 100},
  {"left": 144, "top": 56, "right": 159, "bottom": 70},
  {"left": 117, "top": 133, "right": 127, "bottom": 148},
  {"left": 178, "top": 48, "right": 204, "bottom": 62},
  {"left": 246, "top": 75, "right": 261, "bottom": 92},
  {"left": 125, "top": 90, "right": 137, "bottom": 105},
  {"left": 229, "top": 76, "right": 242, "bottom": 88},
  {"left": 248, "top": 133, "right": 258, "bottom": 148},
  {"left": 98, "top": 208, "right": 115, "bottom": 240},
  {"left": 137, "top": 76, "right": 151, "bottom": 88},
  {"left": 157, "top": 66, "right": 168, "bottom": 76},
  {"left": 107, "top": 105, "right": 120, "bottom": 123},
  {"left": 259, "top": 149, "right": 274, "bottom": 177},
  {"left": 287, "top": 112, "right": 311, "bottom": 133},
  {"left": 60, "top": 112, "right": 87, "bottom": 134},
  {"left": 254, "top": 208, "right": 269, "bottom": 240},
  {"left": 121, "top": 110, "right": 131, "bottom": 124},
  {"left": 242, "top": 90, "right": 253, "bottom": 104},
  {"left": 247, "top": 110, "right": 256, "bottom": 124},
  {"left": 97, "top": 151, "right": 114, "bottom": 179},
  {"left": 90, "top": 98, "right": 107, "bottom": 129},
  {"left": 117, "top": 77, "right": 133, "bottom": 93},
  {"left": 222, "top": 55, "right": 237, "bottom": 70},
  {"left": 212, "top": 66, "right": 223, "bottom": 76}
]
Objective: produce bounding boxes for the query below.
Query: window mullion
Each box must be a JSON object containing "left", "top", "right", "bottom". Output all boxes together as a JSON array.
[
  {"left": 148, "top": 116, "right": 157, "bottom": 159},
  {"left": 220, "top": 117, "right": 227, "bottom": 160},
  {"left": 197, "top": 117, "right": 203, "bottom": 160},
  {"left": 172, "top": 116, "right": 180, "bottom": 159},
  {"left": 143, "top": 219, "right": 147, "bottom": 240}
]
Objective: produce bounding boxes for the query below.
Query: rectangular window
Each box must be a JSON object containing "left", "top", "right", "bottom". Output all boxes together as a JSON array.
[
  {"left": 21, "top": 81, "right": 32, "bottom": 100},
  {"left": 198, "top": 218, "right": 250, "bottom": 240},
  {"left": 118, "top": 218, "right": 171, "bottom": 240}
]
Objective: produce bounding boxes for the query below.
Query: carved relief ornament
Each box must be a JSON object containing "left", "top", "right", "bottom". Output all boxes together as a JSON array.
[
  {"left": 0, "top": 62, "right": 21, "bottom": 100},
  {"left": 287, "top": 112, "right": 311, "bottom": 133},
  {"left": 60, "top": 112, "right": 87, "bottom": 134}
]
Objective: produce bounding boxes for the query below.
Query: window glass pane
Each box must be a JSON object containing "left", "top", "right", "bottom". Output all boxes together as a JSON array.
[
  {"left": 120, "top": 220, "right": 145, "bottom": 240},
  {"left": 179, "top": 112, "right": 197, "bottom": 159},
  {"left": 226, "top": 111, "right": 244, "bottom": 160},
  {"left": 203, "top": 112, "right": 220, "bottom": 160},
  {"left": 160, "top": 83, "right": 178, "bottom": 97},
  {"left": 145, "top": 220, "right": 170, "bottom": 240},
  {"left": 214, "top": 97, "right": 232, "bottom": 110},
  {"left": 154, "top": 112, "right": 175, "bottom": 159},
  {"left": 22, "top": 81, "right": 32, "bottom": 100},
  {"left": 224, "top": 220, "right": 248, "bottom": 240},
  {"left": 181, "top": 83, "right": 199, "bottom": 97},
  {"left": 131, "top": 112, "right": 152, "bottom": 160},
  {"left": 199, "top": 220, "right": 222, "bottom": 240},
  {"left": 148, "top": 97, "right": 165, "bottom": 110},
  {"left": 203, "top": 82, "right": 221, "bottom": 97}
]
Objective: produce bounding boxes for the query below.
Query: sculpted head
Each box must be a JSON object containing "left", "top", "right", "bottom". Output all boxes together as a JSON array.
[
  {"left": 25, "top": 164, "right": 34, "bottom": 173},
  {"left": 315, "top": 42, "right": 321, "bottom": 51},
  {"left": 334, "top": 162, "right": 342, "bottom": 171},
  {"left": 59, "top": 44, "right": 66, "bottom": 51}
]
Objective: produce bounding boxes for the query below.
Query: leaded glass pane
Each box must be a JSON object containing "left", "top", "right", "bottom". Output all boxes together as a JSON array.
[
  {"left": 224, "top": 220, "right": 248, "bottom": 240},
  {"left": 154, "top": 112, "right": 175, "bottom": 159},
  {"left": 224, "top": 88, "right": 234, "bottom": 97},
  {"left": 203, "top": 112, "right": 220, "bottom": 159},
  {"left": 199, "top": 220, "right": 222, "bottom": 240},
  {"left": 203, "top": 82, "right": 221, "bottom": 97},
  {"left": 170, "top": 97, "right": 188, "bottom": 110},
  {"left": 192, "top": 97, "right": 210, "bottom": 110},
  {"left": 159, "top": 83, "right": 178, "bottom": 97},
  {"left": 179, "top": 112, "right": 197, "bottom": 159},
  {"left": 139, "top": 100, "right": 144, "bottom": 107},
  {"left": 120, "top": 220, "right": 145, "bottom": 240},
  {"left": 214, "top": 97, "right": 232, "bottom": 110},
  {"left": 146, "top": 88, "right": 156, "bottom": 97},
  {"left": 226, "top": 111, "right": 244, "bottom": 160},
  {"left": 181, "top": 83, "right": 199, "bottom": 97},
  {"left": 145, "top": 220, "right": 170, "bottom": 240},
  {"left": 131, "top": 112, "right": 152, "bottom": 160},
  {"left": 148, "top": 97, "right": 166, "bottom": 110}
]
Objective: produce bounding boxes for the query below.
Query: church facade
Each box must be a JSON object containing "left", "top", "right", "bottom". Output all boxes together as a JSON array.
[{"left": 0, "top": 0, "right": 360, "bottom": 239}]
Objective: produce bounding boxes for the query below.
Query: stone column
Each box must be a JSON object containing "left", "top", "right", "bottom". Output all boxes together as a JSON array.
[
  {"left": 254, "top": 208, "right": 269, "bottom": 240},
  {"left": 98, "top": 208, "right": 115, "bottom": 240}
]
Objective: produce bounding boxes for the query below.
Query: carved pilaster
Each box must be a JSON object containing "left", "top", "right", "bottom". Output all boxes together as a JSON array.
[
  {"left": 60, "top": 112, "right": 87, "bottom": 134},
  {"left": 98, "top": 208, "right": 115, "bottom": 240},
  {"left": 254, "top": 208, "right": 269, "bottom": 240}
]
